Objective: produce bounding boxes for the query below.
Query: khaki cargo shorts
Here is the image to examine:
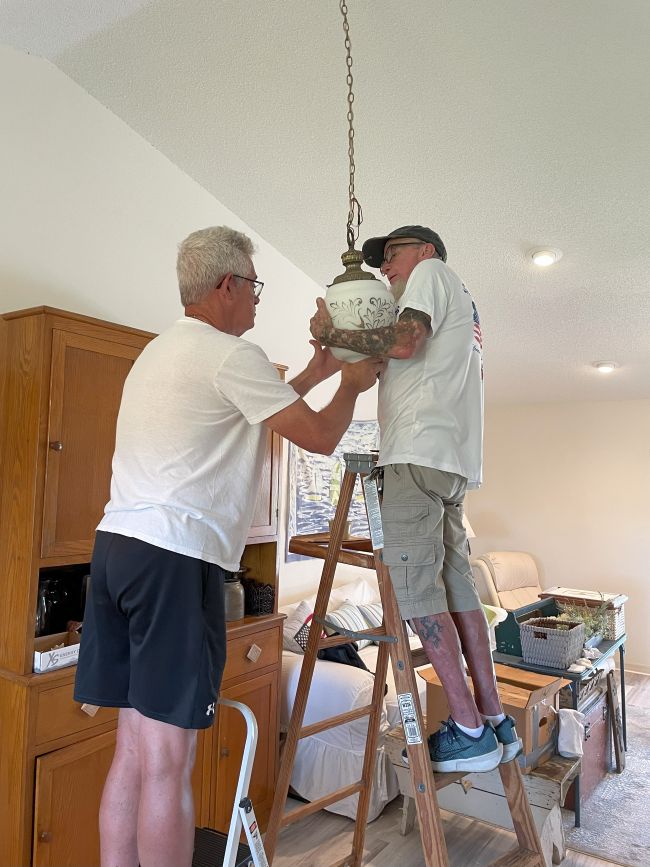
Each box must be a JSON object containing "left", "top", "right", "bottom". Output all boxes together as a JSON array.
[{"left": 380, "top": 464, "right": 480, "bottom": 620}]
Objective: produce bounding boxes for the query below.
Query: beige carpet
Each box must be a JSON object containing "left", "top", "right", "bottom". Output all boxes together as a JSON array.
[{"left": 562, "top": 705, "right": 650, "bottom": 866}]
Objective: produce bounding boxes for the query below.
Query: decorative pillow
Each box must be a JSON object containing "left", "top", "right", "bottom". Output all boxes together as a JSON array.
[
  {"left": 282, "top": 600, "right": 323, "bottom": 653},
  {"left": 358, "top": 601, "right": 416, "bottom": 642},
  {"left": 324, "top": 600, "right": 373, "bottom": 650},
  {"left": 329, "top": 577, "right": 379, "bottom": 609}
]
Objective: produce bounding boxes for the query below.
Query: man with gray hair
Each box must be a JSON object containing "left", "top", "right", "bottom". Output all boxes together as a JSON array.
[
  {"left": 310, "top": 225, "right": 522, "bottom": 777},
  {"left": 74, "top": 225, "right": 383, "bottom": 867}
]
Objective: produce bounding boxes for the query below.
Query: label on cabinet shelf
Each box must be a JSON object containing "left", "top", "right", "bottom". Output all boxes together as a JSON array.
[{"left": 33, "top": 631, "right": 81, "bottom": 672}]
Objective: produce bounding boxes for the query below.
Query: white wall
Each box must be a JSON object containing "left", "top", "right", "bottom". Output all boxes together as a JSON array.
[
  {"left": 466, "top": 398, "right": 650, "bottom": 671},
  {"left": 0, "top": 45, "right": 378, "bottom": 417}
]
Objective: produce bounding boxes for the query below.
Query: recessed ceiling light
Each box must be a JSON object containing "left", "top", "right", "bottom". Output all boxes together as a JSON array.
[
  {"left": 530, "top": 248, "right": 563, "bottom": 267},
  {"left": 593, "top": 361, "right": 617, "bottom": 373}
]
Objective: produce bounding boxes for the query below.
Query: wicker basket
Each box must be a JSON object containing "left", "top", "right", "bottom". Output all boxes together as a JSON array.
[
  {"left": 520, "top": 617, "right": 585, "bottom": 669},
  {"left": 599, "top": 606, "right": 625, "bottom": 640},
  {"left": 540, "top": 588, "right": 627, "bottom": 641},
  {"left": 555, "top": 601, "right": 626, "bottom": 641}
]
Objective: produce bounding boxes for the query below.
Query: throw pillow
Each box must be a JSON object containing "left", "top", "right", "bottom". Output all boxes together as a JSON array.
[
  {"left": 283, "top": 599, "right": 323, "bottom": 653},
  {"left": 329, "top": 577, "right": 379, "bottom": 609},
  {"left": 324, "top": 600, "right": 373, "bottom": 650},
  {"left": 358, "top": 601, "right": 416, "bottom": 642}
]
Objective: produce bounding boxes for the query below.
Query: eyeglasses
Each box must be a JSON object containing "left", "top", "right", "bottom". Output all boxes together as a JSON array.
[
  {"left": 382, "top": 241, "right": 425, "bottom": 265},
  {"left": 232, "top": 274, "right": 264, "bottom": 298}
]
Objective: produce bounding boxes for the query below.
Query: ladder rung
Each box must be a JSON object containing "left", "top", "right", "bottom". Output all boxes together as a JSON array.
[
  {"left": 489, "top": 847, "right": 544, "bottom": 867},
  {"left": 410, "top": 645, "right": 428, "bottom": 668},
  {"left": 280, "top": 781, "right": 363, "bottom": 827},
  {"left": 299, "top": 704, "right": 372, "bottom": 739},
  {"left": 317, "top": 627, "right": 386, "bottom": 649},
  {"left": 288, "top": 537, "right": 375, "bottom": 569}
]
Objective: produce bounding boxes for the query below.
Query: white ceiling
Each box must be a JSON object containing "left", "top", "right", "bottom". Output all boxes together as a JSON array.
[{"left": 3, "top": 0, "right": 650, "bottom": 403}]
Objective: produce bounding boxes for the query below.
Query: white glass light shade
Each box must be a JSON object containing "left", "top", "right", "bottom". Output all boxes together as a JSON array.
[{"left": 324, "top": 278, "right": 397, "bottom": 362}]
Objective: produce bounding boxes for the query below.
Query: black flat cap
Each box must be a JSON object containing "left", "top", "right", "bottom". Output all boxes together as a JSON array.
[{"left": 362, "top": 225, "right": 447, "bottom": 267}]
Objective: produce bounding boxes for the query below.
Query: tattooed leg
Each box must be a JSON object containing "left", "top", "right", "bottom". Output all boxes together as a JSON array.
[
  {"left": 452, "top": 610, "right": 503, "bottom": 716},
  {"left": 412, "top": 611, "right": 482, "bottom": 728}
]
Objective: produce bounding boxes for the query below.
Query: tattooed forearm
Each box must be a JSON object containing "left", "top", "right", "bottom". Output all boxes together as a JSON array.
[
  {"left": 318, "top": 308, "right": 431, "bottom": 359},
  {"left": 413, "top": 615, "right": 444, "bottom": 649},
  {"left": 400, "top": 308, "right": 431, "bottom": 330}
]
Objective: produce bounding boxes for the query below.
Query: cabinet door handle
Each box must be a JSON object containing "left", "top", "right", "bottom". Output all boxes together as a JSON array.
[
  {"left": 39, "top": 831, "right": 52, "bottom": 843},
  {"left": 220, "top": 747, "right": 230, "bottom": 758},
  {"left": 48, "top": 441, "right": 64, "bottom": 451}
]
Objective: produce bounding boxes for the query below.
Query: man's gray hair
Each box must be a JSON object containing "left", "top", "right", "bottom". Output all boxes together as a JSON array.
[{"left": 177, "top": 226, "right": 256, "bottom": 306}]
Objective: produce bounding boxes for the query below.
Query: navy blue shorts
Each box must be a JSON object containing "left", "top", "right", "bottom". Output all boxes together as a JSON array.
[{"left": 74, "top": 531, "right": 227, "bottom": 729}]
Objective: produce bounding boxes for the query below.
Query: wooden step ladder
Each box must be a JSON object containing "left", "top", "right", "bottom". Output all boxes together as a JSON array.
[{"left": 264, "top": 453, "right": 545, "bottom": 867}]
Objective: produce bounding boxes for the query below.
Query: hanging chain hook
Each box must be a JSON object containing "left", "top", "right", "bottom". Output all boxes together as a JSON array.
[{"left": 340, "top": 0, "right": 363, "bottom": 250}]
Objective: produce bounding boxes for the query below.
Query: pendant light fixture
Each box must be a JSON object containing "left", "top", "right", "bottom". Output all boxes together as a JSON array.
[{"left": 324, "top": 0, "right": 396, "bottom": 362}]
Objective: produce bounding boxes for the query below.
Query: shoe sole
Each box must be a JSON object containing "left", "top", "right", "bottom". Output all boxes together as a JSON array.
[
  {"left": 499, "top": 738, "right": 524, "bottom": 763},
  {"left": 402, "top": 743, "right": 504, "bottom": 773}
]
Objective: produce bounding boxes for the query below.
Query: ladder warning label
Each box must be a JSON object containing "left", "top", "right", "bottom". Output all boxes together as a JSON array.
[
  {"left": 397, "top": 692, "right": 422, "bottom": 744},
  {"left": 363, "top": 477, "right": 384, "bottom": 549}
]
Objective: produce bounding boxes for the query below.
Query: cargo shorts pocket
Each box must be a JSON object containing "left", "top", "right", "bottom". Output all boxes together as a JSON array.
[{"left": 381, "top": 504, "right": 436, "bottom": 600}]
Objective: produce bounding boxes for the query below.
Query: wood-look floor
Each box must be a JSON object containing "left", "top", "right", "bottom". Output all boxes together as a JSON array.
[{"left": 273, "top": 671, "right": 648, "bottom": 867}]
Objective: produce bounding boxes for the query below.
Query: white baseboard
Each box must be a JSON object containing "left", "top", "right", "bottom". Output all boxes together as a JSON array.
[{"left": 624, "top": 664, "right": 650, "bottom": 676}]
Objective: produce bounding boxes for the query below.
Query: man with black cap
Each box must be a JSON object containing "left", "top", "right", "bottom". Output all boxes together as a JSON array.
[{"left": 310, "top": 226, "right": 522, "bottom": 773}]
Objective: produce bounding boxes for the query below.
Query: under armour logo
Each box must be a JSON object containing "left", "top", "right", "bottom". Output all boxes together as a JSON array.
[{"left": 206, "top": 702, "right": 215, "bottom": 716}]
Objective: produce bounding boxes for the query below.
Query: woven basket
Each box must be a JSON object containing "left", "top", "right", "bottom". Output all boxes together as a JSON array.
[
  {"left": 520, "top": 617, "right": 585, "bottom": 669},
  {"left": 601, "top": 607, "right": 625, "bottom": 640},
  {"left": 554, "top": 600, "right": 626, "bottom": 641}
]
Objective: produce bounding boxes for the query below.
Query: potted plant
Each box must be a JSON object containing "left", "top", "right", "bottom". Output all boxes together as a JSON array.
[{"left": 556, "top": 596, "right": 609, "bottom": 648}]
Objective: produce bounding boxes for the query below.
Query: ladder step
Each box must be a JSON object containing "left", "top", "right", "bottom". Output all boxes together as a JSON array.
[
  {"left": 299, "top": 705, "right": 372, "bottom": 739},
  {"left": 280, "top": 781, "right": 363, "bottom": 827},
  {"left": 288, "top": 536, "right": 375, "bottom": 569},
  {"left": 489, "top": 847, "right": 545, "bottom": 867}
]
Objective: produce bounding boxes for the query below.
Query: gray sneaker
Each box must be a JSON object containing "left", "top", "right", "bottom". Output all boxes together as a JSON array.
[
  {"left": 493, "top": 715, "right": 523, "bottom": 763},
  {"left": 401, "top": 718, "right": 503, "bottom": 773}
]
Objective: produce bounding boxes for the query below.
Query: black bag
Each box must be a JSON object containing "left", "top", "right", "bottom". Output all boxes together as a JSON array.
[{"left": 317, "top": 641, "right": 370, "bottom": 671}]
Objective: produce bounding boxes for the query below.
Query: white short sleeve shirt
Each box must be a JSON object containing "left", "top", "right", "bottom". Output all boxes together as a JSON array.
[
  {"left": 377, "top": 259, "right": 484, "bottom": 489},
  {"left": 98, "top": 317, "right": 299, "bottom": 569}
]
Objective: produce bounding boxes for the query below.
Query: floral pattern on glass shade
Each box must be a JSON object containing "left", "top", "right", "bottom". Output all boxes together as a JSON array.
[{"left": 328, "top": 296, "right": 396, "bottom": 329}]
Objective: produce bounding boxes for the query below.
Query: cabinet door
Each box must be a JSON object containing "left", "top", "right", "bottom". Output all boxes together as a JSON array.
[
  {"left": 41, "top": 330, "right": 142, "bottom": 560},
  {"left": 247, "top": 430, "right": 281, "bottom": 540},
  {"left": 212, "top": 669, "right": 279, "bottom": 833},
  {"left": 33, "top": 730, "right": 115, "bottom": 867}
]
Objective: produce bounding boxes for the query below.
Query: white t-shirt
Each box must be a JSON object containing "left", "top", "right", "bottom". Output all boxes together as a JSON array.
[
  {"left": 377, "top": 259, "right": 484, "bottom": 489},
  {"left": 98, "top": 317, "right": 299, "bottom": 570}
]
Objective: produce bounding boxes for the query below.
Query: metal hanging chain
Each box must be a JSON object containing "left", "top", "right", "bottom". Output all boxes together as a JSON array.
[{"left": 340, "top": 0, "right": 363, "bottom": 249}]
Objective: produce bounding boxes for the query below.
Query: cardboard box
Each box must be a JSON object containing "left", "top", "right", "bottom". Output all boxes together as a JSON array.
[
  {"left": 33, "top": 630, "right": 81, "bottom": 673},
  {"left": 419, "top": 663, "right": 569, "bottom": 771}
]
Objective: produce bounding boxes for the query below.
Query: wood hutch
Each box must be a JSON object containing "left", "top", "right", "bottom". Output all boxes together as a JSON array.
[{"left": 0, "top": 307, "right": 285, "bottom": 867}]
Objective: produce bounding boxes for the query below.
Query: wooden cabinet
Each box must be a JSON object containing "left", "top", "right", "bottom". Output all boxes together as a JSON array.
[
  {"left": 211, "top": 619, "right": 282, "bottom": 833},
  {"left": 247, "top": 428, "right": 282, "bottom": 540},
  {"left": 41, "top": 330, "right": 142, "bottom": 560},
  {"left": 33, "top": 731, "right": 116, "bottom": 867},
  {"left": 0, "top": 307, "right": 285, "bottom": 867}
]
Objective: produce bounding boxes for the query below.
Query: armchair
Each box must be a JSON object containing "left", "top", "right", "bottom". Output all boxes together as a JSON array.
[{"left": 471, "top": 551, "right": 542, "bottom": 610}]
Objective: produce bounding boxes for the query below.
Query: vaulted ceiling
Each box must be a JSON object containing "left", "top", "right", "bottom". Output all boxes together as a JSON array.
[{"left": 3, "top": 0, "right": 649, "bottom": 402}]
